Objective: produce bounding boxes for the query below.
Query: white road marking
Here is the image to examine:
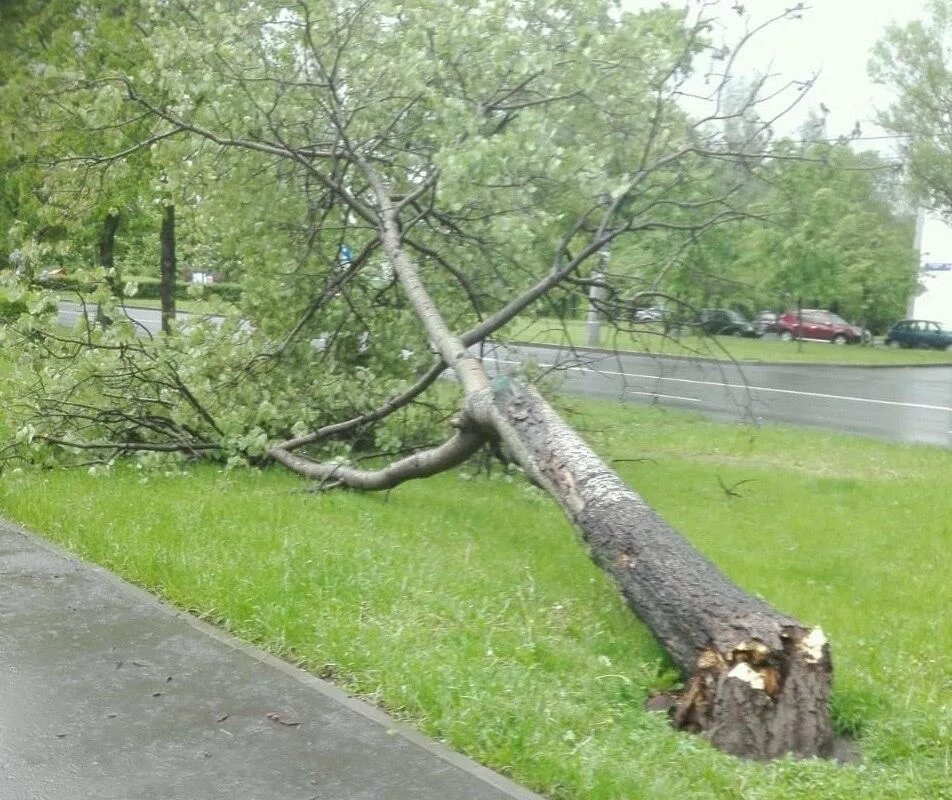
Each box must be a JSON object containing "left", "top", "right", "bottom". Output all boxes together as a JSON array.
[
  {"left": 487, "top": 357, "right": 952, "bottom": 414},
  {"left": 622, "top": 390, "right": 701, "bottom": 403}
]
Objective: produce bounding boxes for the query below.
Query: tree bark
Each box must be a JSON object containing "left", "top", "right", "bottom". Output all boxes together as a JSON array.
[
  {"left": 159, "top": 204, "right": 176, "bottom": 334},
  {"left": 483, "top": 378, "right": 833, "bottom": 759},
  {"left": 269, "top": 428, "right": 485, "bottom": 489},
  {"left": 96, "top": 212, "right": 120, "bottom": 326},
  {"left": 99, "top": 212, "right": 119, "bottom": 271}
]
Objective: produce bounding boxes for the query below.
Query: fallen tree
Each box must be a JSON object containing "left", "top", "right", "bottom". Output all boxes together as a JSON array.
[
  {"left": 1, "top": 0, "right": 832, "bottom": 758},
  {"left": 489, "top": 381, "right": 832, "bottom": 757},
  {"left": 269, "top": 162, "right": 832, "bottom": 758}
]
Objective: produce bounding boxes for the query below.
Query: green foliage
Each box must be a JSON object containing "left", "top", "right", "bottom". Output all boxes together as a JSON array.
[
  {"left": 42, "top": 274, "right": 242, "bottom": 304},
  {"left": 0, "top": 0, "right": 709, "bottom": 466},
  {"left": 737, "top": 143, "right": 915, "bottom": 331},
  {"left": 0, "top": 298, "right": 27, "bottom": 322},
  {"left": 1, "top": 1, "right": 161, "bottom": 268},
  {"left": 0, "top": 269, "right": 445, "bottom": 468},
  {"left": 872, "top": 1, "right": 952, "bottom": 212},
  {"left": 1, "top": 402, "right": 948, "bottom": 799},
  {"left": 607, "top": 141, "right": 916, "bottom": 332},
  {"left": 0, "top": 0, "right": 920, "bottom": 466}
]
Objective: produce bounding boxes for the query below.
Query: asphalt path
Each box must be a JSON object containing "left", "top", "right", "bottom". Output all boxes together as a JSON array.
[
  {"left": 58, "top": 302, "right": 190, "bottom": 332},
  {"left": 57, "top": 302, "right": 952, "bottom": 448}
]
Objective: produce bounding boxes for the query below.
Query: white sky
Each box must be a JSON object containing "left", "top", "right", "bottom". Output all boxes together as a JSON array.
[{"left": 624, "top": 0, "right": 932, "bottom": 151}]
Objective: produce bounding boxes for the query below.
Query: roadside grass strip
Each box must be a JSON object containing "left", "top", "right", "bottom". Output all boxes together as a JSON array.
[{"left": 510, "top": 317, "right": 952, "bottom": 366}]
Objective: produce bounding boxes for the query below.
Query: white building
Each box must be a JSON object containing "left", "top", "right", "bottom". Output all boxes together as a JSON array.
[{"left": 912, "top": 209, "right": 952, "bottom": 329}]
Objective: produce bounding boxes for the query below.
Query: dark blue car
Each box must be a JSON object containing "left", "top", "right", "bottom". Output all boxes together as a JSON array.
[{"left": 884, "top": 320, "right": 952, "bottom": 350}]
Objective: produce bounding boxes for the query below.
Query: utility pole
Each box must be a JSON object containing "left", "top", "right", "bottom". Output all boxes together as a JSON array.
[
  {"left": 909, "top": 206, "right": 925, "bottom": 318},
  {"left": 585, "top": 249, "right": 609, "bottom": 348}
]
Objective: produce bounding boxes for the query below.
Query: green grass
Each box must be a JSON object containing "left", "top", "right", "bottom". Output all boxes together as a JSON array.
[
  {"left": 0, "top": 402, "right": 949, "bottom": 799},
  {"left": 55, "top": 293, "right": 237, "bottom": 315},
  {"left": 119, "top": 296, "right": 238, "bottom": 315},
  {"left": 509, "top": 316, "right": 952, "bottom": 366}
]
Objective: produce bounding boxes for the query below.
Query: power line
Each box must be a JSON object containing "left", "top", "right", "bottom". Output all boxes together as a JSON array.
[{"left": 781, "top": 131, "right": 952, "bottom": 145}]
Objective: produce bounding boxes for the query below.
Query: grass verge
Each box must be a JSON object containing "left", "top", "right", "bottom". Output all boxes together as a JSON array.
[
  {"left": 56, "top": 293, "right": 238, "bottom": 316},
  {"left": 509, "top": 316, "right": 952, "bottom": 366},
  {"left": 0, "top": 402, "right": 949, "bottom": 799}
]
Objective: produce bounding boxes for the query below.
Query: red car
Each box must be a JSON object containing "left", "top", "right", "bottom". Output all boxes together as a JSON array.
[{"left": 777, "top": 309, "right": 864, "bottom": 344}]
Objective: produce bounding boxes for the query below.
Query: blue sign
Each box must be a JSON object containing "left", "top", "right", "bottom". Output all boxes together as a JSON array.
[{"left": 922, "top": 261, "right": 952, "bottom": 272}]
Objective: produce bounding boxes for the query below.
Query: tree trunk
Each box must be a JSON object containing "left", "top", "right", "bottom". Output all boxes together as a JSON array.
[
  {"left": 159, "top": 204, "right": 176, "bottom": 334},
  {"left": 483, "top": 378, "right": 833, "bottom": 759},
  {"left": 96, "top": 212, "right": 120, "bottom": 326},
  {"left": 99, "top": 212, "right": 119, "bottom": 271}
]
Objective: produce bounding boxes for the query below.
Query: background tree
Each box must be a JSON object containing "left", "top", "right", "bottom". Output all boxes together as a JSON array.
[
  {"left": 734, "top": 142, "right": 915, "bottom": 331},
  {"left": 872, "top": 0, "right": 952, "bottom": 212},
  {"left": 0, "top": 0, "right": 194, "bottom": 323},
  {"left": 572, "top": 93, "right": 916, "bottom": 332}
]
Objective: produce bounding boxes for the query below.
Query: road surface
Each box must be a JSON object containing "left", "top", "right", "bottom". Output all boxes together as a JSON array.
[
  {"left": 484, "top": 342, "right": 952, "bottom": 449},
  {"left": 57, "top": 303, "right": 952, "bottom": 447}
]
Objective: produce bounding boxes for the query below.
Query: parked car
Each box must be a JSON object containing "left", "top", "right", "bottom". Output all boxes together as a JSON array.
[
  {"left": 753, "top": 310, "right": 779, "bottom": 335},
  {"left": 884, "top": 319, "right": 952, "bottom": 350},
  {"left": 776, "top": 309, "right": 864, "bottom": 344},
  {"left": 631, "top": 305, "right": 665, "bottom": 323},
  {"left": 698, "top": 308, "right": 761, "bottom": 337}
]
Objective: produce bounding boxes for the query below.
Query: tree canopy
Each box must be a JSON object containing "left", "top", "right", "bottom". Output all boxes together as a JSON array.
[
  {"left": 0, "top": 0, "right": 771, "bottom": 465},
  {"left": 872, "top": 0, "right": 952, "bottom": 214}
]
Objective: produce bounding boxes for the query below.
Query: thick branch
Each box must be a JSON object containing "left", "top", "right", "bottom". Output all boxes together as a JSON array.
[
  {"left": 274, "top": 359, "right": 446, "bottom": 451},
  {"left": 267, "top": 429, "right": 486, "bottom": 490},
  {"left": 355, "top": 156, "right": 489, "bottom": 396}
]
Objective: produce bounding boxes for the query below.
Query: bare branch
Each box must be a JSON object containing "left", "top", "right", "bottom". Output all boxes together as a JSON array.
[
  {"left": 273, "top": 358, "right": 447, "bottom": 451},
  {"left": 38, "top": 436, "right": 221, "bottom": 454},
  {"left": 268, "top": 428, "right": 486, "bottom": 490}
]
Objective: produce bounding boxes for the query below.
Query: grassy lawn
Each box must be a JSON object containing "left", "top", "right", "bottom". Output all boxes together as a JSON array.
[
  {"left": 0, "top": 402, "right": 949, "bottom": 799},
  {"left": 56, "top": 293, "right": 238, "bottom": 316},
  {"left": 118, "top": 296, "right": 238, "bottom": 315},
  {"left": 508, "top": 316, "right": 952, "bottom": 366}
]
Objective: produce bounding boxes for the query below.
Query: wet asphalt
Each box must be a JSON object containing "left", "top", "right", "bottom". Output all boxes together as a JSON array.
[
  {"left": 0, "top": 520, "right": 541, "bottom": 800},
  {"left": 488, "top": 343, "right": 952, "bottom": 448}
]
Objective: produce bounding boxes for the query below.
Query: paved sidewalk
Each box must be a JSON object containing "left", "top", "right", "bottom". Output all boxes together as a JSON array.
[{"left": 0, "top": 520, "right": 542, "bottom": 800}]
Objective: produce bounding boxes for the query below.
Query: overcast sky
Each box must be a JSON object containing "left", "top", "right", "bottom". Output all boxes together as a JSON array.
[{"left": 624, "top": 0, "right": 932, "bottom": 150}]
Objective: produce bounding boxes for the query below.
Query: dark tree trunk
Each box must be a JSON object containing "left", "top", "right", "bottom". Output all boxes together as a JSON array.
[
  {"left": 96, "top": 212, "right": 121, "bottom": 326},
  {"left": 159, "top": 205, "right": 176, "bottom": 334},
  {"left": 485, "top": 378, "right": 833, "bottom": 759},
  {"left": 99, "top": 212, "right": 119, "bottom": 271}
]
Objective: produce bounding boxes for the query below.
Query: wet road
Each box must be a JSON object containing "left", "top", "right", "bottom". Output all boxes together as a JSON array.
[
  {"left": 58, "top": 303, "right": 952, "bottom": 447},
  {"left": 58, "top": 302, "right": 190, "bottom": 331},
  {"left": 483, "top": 343, "right": 952, "bottom": 449}
]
